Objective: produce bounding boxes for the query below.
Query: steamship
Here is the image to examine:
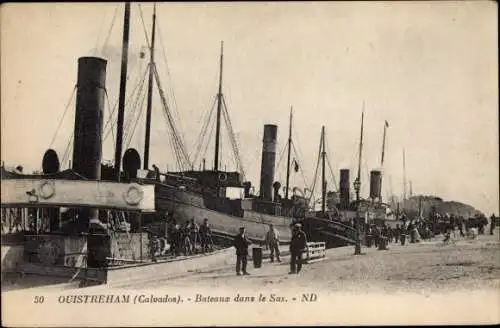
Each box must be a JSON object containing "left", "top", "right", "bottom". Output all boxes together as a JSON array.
[
  {"left": 299, "top": 112, "right": 393, "bottom": 247},
  {"left": 2, "top": 4, "right": 315, "bottom": 244},
  {"left": 1, "top": 3, "right": 376, "bottom": 247},
  {"left": 109, "top": 5, "right": 318, "bottom": 243}
]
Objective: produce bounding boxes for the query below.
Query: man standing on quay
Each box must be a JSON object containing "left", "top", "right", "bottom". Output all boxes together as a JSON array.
[
  {"left": 265, "top": 224, "right": 281, "bottom": 263},
  {"left": 289, "top": 223, "right": 307, "bottom": 274},
  {"left": 233, "top": 227, "right": 252, "bottom": 276}
]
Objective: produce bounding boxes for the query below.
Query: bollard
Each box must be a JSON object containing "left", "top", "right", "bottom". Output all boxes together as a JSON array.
[{"left": 252, "top": 247, "right": 262, "bottom": 268}]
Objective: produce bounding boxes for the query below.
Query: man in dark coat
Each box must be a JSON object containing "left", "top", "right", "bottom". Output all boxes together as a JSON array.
[
  {"left": 88, "top": 217, "right": 110, "bottom": 268},
  {"left": 490, "top": 214, "right": 497, "bottom": 235},
  {"left": 233, "top": 227, "right": 252, "bottom": 276},
  {"left": 199, "top": 218, "right": 213, "bottom": 253},
  {"left": 289, "top": 223, "right": 307, "bottom": 274}
]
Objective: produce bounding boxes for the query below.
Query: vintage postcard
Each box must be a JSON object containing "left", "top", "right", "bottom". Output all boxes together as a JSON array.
[{"left": 1, "top": 1, "right": 498, "bottom": 326}]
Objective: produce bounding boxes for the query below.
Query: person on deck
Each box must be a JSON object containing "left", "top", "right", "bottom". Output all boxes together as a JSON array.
[
  {"left": 289, "top": 223, "right": 307, "bottom": 274},
  {"left": 152, "top": 164, "right": 161, "bottom": 181},
  {"left": 265, "top": 223, "right": 281, "bottom": 263},
  {"left": 88, "top": 217, "right": 110, "bottom": 268},
  {"left": 233, "top": 227, "right": 252, "bottom": 276}
]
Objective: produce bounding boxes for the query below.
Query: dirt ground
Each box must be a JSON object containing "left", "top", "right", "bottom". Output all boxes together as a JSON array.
[
  {"left": 2, "top": 233, "right": 498, "bottom": 326},
  {"left": 123, "top": 233, "right": 499, "bottom": 293}
]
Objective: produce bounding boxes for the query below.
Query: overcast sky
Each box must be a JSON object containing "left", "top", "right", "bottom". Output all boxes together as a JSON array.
[{"left": 1, "top": 2, "right": 498, "bottom": 214}]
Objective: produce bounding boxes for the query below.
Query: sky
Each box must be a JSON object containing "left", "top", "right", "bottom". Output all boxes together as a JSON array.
[{"left": 1, "top": 2, "right": 498, "bottom": 215}]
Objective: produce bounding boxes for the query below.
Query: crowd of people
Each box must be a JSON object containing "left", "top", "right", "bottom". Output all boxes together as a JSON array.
[
  {"left": 364, "top": 212, "right": 498, "bottom": 248},
  {"left": 148, "top": 215, "right": 215, "bottom": 261}
]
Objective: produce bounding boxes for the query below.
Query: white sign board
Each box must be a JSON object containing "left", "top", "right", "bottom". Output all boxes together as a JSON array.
[{"left": 0, "top": 179, "right": 155, "bottom": 212}]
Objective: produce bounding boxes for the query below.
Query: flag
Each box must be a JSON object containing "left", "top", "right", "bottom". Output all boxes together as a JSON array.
[
  {"left": 385, "top": 120, "right": 389, "bottom": 128},
  {"left": 293, "top": 159, "right": 300, "bottom": 172}
]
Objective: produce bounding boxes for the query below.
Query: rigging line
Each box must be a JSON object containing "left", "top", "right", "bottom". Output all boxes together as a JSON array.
[
  {"left": 169, "top": 118, "right": 186, "bottom": 172},
  {"left": 191, "top": 99, "right": 213, "bottom": 153},
  {"left": 123, "top": 77, "right": 144, "bottom": 144},
  {"left": 292, "top": 128, "right": 307, "bottom": 167},
  {"left": 222, "top": 117, "right": 237, "bottom": 172},
  {"left": 203, "top": 104, "right": 217, "bottom": 162},
  {"left": 221, "top": 97, "right": 242, "bottom": 166},
  {"left": 104, "top": 89, "right": 116, "bottom": 152},
  {"left": 137, "top": 4, "right": 151, "bottom": 49},
  {"left": 195, "top": 105, "right": 215, "bottom": 167},
  {"left": 221, "top": 95, "right": 246, "bottom": 179},
  {"left": 124, "top": 75, "right": 148, "bottom": 146},
  {"left": 154, "top": 64, "right": 191, "bottom": 168},
  {"left": 103, "top": 64, "right": 148, "bottom": 140},
  {"left": 289, "top": 134, "right": 307, "bottom": 185},
  {"left": 153, "top": 64, "right": 191, "bottom": 169},
  {"left": 122, "top": 61, "right": 148, "bottom": 134},
  {"left": 156, "top": 17, "right": 182, "bottom": 127},
  {"left": 49, "top": 86, "right": 76, "bottom": 149},
  {"left": 62, "top": 132, "right": 74, "bottom": 167},
  {"left": 123, "top": 68, "right": 148, "bottom": 143},
  {"left": 104, "top": 65, "right": 148, "bottom": 142},
  {"left": 221, "top": 101, "right": 239, "bottom": 173},
  {"left": 197, "top": 97, "right": 217, "bottom": 157},
  {"left": 324, "top": 139, "right": 338, "bottom": 189},
  {"left": 125, "top": 90, "right": 148, "bottom": 149},
  {"left": 326, "top": 157, "right": 338, "bottom": 191},
  {"left": 307, "top": 137, "right": 323, "bottom": 201},
  {"left": 191, "top": 95, "right": 217, "bottom": 163},
  {"left": 276, "top": 141, "right": 289, "bottom": 175},
  {"left": 92, "top": 4, "right": 109, "bottom": 56},
  {"left": 201, "top": 107, "right": 217, "bottom": 164},
  {"left": 291, "top": 141, "right": 308, "bottom": 188},
  {"left": 100, "top": 3, "right": 119, "bottom": 57},
  {"left": 276, "top": 140, "right": 290, "bottom": 184},
  {"left": 162, "top": 122, "right": 180, "bottom": 172},
  {"left": 102, "top": 98, "right": 118, "bottom": 140}
]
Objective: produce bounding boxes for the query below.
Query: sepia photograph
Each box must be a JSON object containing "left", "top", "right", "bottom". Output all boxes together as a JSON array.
[{"left": 1, "top": 1, "right": 498, "bottom": 326}]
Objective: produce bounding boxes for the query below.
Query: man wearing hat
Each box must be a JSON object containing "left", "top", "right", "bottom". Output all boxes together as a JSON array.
[
  {"left": 233, "top": 226, "right": 252, "bottom": 275},
  {"left": 289, "top": 223, "right": 307, "bottom": 274}
]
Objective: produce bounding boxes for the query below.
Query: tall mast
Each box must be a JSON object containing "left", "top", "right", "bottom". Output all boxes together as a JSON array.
[
  {"left": 114, "top": 2, "right": 131, "bottom": 181},
  {"left": 379, "top": 120, "right": 388, "bottom": 202},
  {"left": 381, "top": 121, "right": 388, "bottom": 167},
  {"left": 321, "top": 126, "right": 326, "bottom": 215},
  {"left": 355, "top": 108, "right": 365, "bottom": 201},
  {"left": 143, "top": 3, "right": 157, "bottom": 169},
  {"left": 418, "top": 195, "right": 422, "bottom": 217},
  {"left": 285, "top": 106, "right": 293, "bottom": 199},
  {"left": 213, "top": 41, "right": 224, "bottom": 171},
  {"left": 402, "top": 148, "right": 407, "bottom": 200}
]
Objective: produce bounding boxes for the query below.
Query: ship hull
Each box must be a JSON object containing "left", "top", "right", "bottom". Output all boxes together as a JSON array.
[{"left": 155, "top": 184, "right": 293, "bottom": 242}]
